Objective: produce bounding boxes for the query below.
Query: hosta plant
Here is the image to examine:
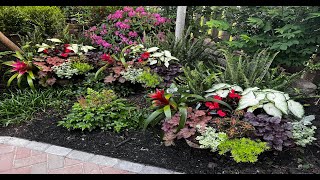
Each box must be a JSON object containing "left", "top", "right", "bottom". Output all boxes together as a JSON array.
[
  {"left": 3, "top": 51, "right": 37, "bottom": 90},
  {"left": 236, "top": 87, "right": 304, "bottom": 118}
]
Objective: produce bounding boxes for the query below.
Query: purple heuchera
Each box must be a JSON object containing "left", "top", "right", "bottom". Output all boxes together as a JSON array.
[{"left": 244, "top": 112, "right": 294, "bottom": 151}]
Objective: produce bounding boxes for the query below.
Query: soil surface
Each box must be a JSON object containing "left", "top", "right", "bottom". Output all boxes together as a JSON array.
[{"left": 0, "top": 96, "right": 319, "bottom": 174}]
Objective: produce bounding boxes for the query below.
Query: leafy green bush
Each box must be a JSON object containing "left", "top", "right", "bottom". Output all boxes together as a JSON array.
[
  {"left": 137, "top": 70, "right": 163, "bottom": 88},
  {"left": 58, "top": 88, "right": 144, "bottom": 132},
  {"left": 0, "top": 88, "right": 73, "bottom": 126},
  {"left": 0, "top": 6, "right": 65, "bottom": 37},
  {"left": 71, "top": 62, "right": 94, "bottom": 74},
  {"left": 218, "top": 138, "right": 270, "bottom": 163},
  {"left": 291, "top": 115, "right": 317, "bottom": 147}
]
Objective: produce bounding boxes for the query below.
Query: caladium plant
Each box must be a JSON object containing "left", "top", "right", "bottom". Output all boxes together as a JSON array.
[
  {"left": 205, "top": 83, "right": 243, "bottom": 98},
  {"left": 236, "top": 87, "right": 304, "bottom": 119}
]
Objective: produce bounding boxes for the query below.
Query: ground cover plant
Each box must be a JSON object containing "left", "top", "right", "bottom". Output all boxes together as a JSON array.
[{"left": 0, "top": 6, "right": 319, "bottom": 174}]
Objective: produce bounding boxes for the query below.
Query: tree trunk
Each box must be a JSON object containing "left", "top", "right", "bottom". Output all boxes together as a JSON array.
[
  {"left": 0, "top": 32, "right": 23, "bottom": 53},
  {"left": 175, "top": 6, "right": 187, "bottom": 42}
]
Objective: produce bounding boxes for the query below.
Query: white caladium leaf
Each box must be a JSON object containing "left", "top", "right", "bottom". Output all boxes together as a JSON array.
[
  {"left": 164, "top": 50, "right": 171, "bottom": 57},
  {"left": 149, "top": 59, "right": 158, "bottom": 65},
  {"left": 262, "top": 89, "right": 282, "bottom": 93},
  {"left": 236, "top": 91, "right": 260, "bottom": 110},
  {"left": 47, "top": 38, "right": 62, "bottom": 43},
  {"left": 284, "top": 93, "right": 290, "bottom": 100},
  {"left": 164, "top": 60, "right": 170, "bottom": 68},
  {"left": 68, "top": 44, "right": 79, "bottom": 54},
  {"left": 288, "top": 100, "right": 304, "bottom": 118},
  {"left": 263, "top": 103, "right": 282, "bottom": 118},
  {"left": 231, "top": 85, "right": 243, "bottom": 92},
  {"left": 151, "top": 52, "right": 163, "bottom": 57},
  {"left": 37, "top": 47, "right": 46, "bottom": 52},
  {"left": 266, "top": 93, "right": 276, "bottom": 102},
  {"left": 81, "top": 45, "right": 95, "bottom": 53},
  {"left": 241, "top": 87, "right": 260, "bottom": 95},
  {"left": 205, "top": 83, "right": 231, "bottom": 92},
  {"left": 273, "top": 92, "right": 288, "bottom": 114},
  {"left": 170, "top": 56, "right": 179, "bottom": 61},
  {"left": 147, "top": 47, "right": 159, "bottom": 52},
  {"left": 204, "top": 92, "right": 217, "bottom": 98},
  {"left": 215, "top": 89, "right": 229, "bottom": 98},
  {"left": 254, "top": 92, "right": 266, "bottom": 101}
]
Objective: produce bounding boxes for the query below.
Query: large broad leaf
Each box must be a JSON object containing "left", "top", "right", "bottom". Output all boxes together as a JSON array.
[
  {"left": 287, "top": 100, "right": 304, "bottom": 119},
  {"left": 263, "top": 103, "right": 282, "bottom": 118},
  {"left": 177, "top": 107, "right": 187, "bottom": 132},
  {"left": 150, "top": 52, "right": 163, "bottom": 58},
  {"left": 147, "top": 47, "right": 159, "bottom": 52},
  {"left": 68, "top": 44, "right": 79, "bottom": 54},
  {"left": 236, "top": 91, "right": 260, "bottom": 110},
  {"left": 230, "top": 85, "right": 243, "bottom": 92},
  {"left": 247, "top": 104, "right": 263, "bottom": 113},
  {"left": 273, "top": 92, "right": 288, "bottom": 114},
  {"left": 163, "top": 105, "right": 171, "bottom": 119},
  {"left": 143, "top": 109, "right": 164, "bottom": 130},
  {"left": 241, "top": 87, "right": 260, "bottom": 95},
  {"left": 81, "top": 45, "right": 95, "bottom": 53},
  {"left": 215, "top": 89, "right": 229, "bottom": 98},
  {"left": 164, "top": 60, "right": 170, "bottom": 68},
  {"left": 164, "top": 50, "right": 171, "bottom": 57},
  {"left": 205, "top": 83, "right": 231, "bottom": 92},
  {"left": 149, "top": 59, "right": 158, "bottom": 65},
  {"left": 254, "top": 92, "right": 266, "bottom": 101}
]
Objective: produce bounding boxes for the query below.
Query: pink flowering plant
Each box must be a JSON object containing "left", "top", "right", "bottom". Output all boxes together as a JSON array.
[{"left": 85, "top": 6, "right": 173, "bottom": 54}]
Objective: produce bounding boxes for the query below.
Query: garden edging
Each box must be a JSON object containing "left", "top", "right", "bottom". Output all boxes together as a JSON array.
[{"left": 0, "top": 136, "right": 183, "bottom": 174}]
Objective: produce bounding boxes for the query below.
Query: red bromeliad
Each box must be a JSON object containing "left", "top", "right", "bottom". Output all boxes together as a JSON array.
[
  {"left": 148, "top": 89, "right": 169, "bottom": 107},
  {"left": 11, "top": 60, "right": 29, "bottom": 74}
]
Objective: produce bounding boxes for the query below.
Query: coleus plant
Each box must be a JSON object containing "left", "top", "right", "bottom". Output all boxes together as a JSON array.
[
  {"left": 3, "top": 51, "right": 37, "bottom": 90},
  {"left": 236, "top": 87, "right": 304, "bottom": 118}
]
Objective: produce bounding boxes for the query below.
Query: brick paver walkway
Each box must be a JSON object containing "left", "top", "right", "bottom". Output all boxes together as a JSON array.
[{"left": 0, "top": 136, "right": 181, "bottom": 174}]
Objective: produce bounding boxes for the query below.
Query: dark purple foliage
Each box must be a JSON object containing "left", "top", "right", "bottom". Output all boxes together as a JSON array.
[
  {"left": 244, "top": 112, "right": 294, "bottom": 151},
  {"left": 150, "top": 63, "right": 183, "bottom": 87}
]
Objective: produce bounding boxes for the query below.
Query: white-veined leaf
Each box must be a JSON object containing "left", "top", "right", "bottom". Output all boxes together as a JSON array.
[
  {"left": 236, "top": 91, "right": 260, "bottom": 110},
  {"left": 151, "top": 52, "right": 164, "bottom": 57},
  {"left": 241, "top": 87, "right": 260, "bottom": 95},
  {"left": 47, "top": 38, "right": 62, "bottom": 43},
  {"left": 273, "top": 92, "right": 288, "bottom": 114},
  {"left": 231, "top": 85, "right": 243, "bottom": 92},
  {"left": 164, "top": 50, "right": 171, "bottom": 57},
  {"left": 149, "top": 59, "right": 158, "bottom": 65},
  {"left": 287, "top": 100, "right": 304, "bottom": 118},
  {"left": 263, "top": 103, "right": 282, "bottom": 118},
  {"left": 147, "top": 47, "right": 159, "bottom": 52},
  {"left": 215, "top": 89, "right": 229, "bottom": 98},
  {"left": 205, "top": 83, "right": 231, "bottom": 92}
]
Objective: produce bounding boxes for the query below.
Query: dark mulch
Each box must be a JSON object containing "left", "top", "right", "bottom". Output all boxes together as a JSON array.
[{"left": 0, "top": 95, "right": 319, "bottom": 174}]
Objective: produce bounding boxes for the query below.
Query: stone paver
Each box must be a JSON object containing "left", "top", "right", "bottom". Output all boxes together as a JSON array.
[
  {"left": 66, "top": 150, "right": 94, "bottom": 161},
  {"left": 45, "top": 145, "right": 72, "bottom": 156},
  {"left": 0, "top": 137, "right": 182, "bottom": 174}
]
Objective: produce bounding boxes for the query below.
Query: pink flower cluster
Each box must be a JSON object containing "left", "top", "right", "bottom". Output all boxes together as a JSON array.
[{"left": 85, "top": 6, "right": 172, "bottom": 54}]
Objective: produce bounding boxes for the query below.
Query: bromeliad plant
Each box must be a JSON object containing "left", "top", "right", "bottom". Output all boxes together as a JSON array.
[
  {"left": 3, "top": 51, "right": 37, "bottom": 90},
  {"left": 144, "top": 88, "right": 204, "bottom": 132}
]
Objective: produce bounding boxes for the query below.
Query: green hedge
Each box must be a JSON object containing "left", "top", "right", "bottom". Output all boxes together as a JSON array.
[{"left": 0, "top": 6, "right": 65, "bottom": 37}]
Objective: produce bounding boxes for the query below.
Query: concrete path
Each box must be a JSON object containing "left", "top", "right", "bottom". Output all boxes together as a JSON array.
[{"left": 0, "top": 136, "right": 182, "bottom": 174}]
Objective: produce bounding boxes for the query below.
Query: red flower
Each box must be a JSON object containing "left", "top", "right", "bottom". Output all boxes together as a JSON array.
[
  {"left": 205, "top": 102, "right": 219, "bottom": 110},
  {"left": 64, "top": 44, "right": 70, "bottom": 48},
  {"left": 43, "top": 49, "right": 49, "bottom": 54},
  {"left": 64, "top": 48, "right": 72, "bottom": 53},
  {"left": 60, "top": 53, "right": 69, "bottom": 58},
  {"left": 101, "top": 54, "right": 114, "bottom": 64},
  {"left": 213, "top": 95, "right": 222, "bottom": 100},
  {"left": 148, "top": 89, "right": 169, "bottom": 107},
  {"left": 140, "top": 52, "right": 150, "bottom": 59},
  {"left": 229, "top": 89, "right": 241, "bottom": 99},
  {"left": 217, "top": 110, "right": 226, "bottom": 117},
  {"left": 138, "top": 58, "right": 144, "bottom": 63},
  {"left": 11, "top": 60, "right": 29, "bottom": 74}
]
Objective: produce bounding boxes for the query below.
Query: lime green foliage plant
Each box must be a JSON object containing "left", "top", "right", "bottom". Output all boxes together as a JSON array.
[
  {"left": 71, "top": 62, "right": 93, "bottom": 75},
  {"left": 58, "top": 88, "right": 143, "bottom": 132},
  {"left": 137, "top": 70, "right": 163, "bottom": 88},
  {"left": 218, "top": 138, "right": 270, "bottom": 163}
]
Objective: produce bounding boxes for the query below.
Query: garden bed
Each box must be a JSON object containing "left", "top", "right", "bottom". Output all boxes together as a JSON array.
[{"left": 0, "top": 97, "right": 319, "bottom": 174}]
